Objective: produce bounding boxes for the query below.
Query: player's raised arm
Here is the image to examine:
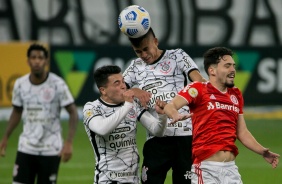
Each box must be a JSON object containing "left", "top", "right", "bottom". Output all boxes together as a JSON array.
[{"left": 164, "top": 96, "right": 193, "bottom": 124}]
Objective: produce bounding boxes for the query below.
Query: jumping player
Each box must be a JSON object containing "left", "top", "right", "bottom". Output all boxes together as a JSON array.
[{"left": 123, "top": 27, "right": 206, "bottom": 184}]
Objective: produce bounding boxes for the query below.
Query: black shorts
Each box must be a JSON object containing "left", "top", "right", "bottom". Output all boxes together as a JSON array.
[
  {"left": 13, "top": 151, "right": 61, "bottom": 184},
  {"left": 141, "top": 136, "right": 192, "bottom": 184}
]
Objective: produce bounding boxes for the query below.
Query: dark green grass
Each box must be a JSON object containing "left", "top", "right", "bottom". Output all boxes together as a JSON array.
[{"left": 0, "top": 119, "right": 281, "bottom": 184}]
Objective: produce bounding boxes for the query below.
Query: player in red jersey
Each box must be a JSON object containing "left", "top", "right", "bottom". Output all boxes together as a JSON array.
[{"left": 164, "top": 47, "right": 280, "bottom": 183}]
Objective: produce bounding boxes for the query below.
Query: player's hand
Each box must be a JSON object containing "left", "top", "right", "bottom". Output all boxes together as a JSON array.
[
  {"left": 170, "top": 113, "right": 193, "bottom": 124},
  {"left": 155, "top": 99, "right": 167, "bottom": 114},
  {"left": 0, "top": 138, "right": 8, "bottom": 157},
  {"left": 131, "top": 89, "right": 151, "bottom": 109},
  {"left": 60, "top": 141, "right": 73, "bottom": 162},
  {"left": 262, "top": 148, "right": 280, "bottom": 168},
  {"left": 123, "top": 90, "right": 135, "bottom": 103}
]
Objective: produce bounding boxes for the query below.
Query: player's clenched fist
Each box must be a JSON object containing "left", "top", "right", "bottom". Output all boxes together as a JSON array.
[{"left": 123, "top": 90, "right": 135, "bottom": 103}]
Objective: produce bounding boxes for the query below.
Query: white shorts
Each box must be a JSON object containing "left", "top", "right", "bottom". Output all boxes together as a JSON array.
[{"left": 191, "top": 161, "right": 243, "bottom": 184}]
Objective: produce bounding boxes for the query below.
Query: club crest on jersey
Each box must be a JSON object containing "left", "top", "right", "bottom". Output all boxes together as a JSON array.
[
  {"left": 109, "top": 172, "right": 117, "bottom": 179},
  {"left": 128, "top": 107, "right": 136, "bottom": 118},
  {"left": 39, "top": 87, "right": 55, "bottom": 103},
  {"left": 188, "top": 88, "right": 198, "bottom": 98},
  {"left": 160, "top": 61, "right": 172, "bottom": 74},
  {"left": 230, "top": 95, "right": 238, "bottom": 104}
]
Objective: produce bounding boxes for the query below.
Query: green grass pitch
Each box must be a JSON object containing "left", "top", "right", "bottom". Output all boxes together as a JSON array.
[{"left": 0, "top": 119, "right": 281, "bottom": 184}]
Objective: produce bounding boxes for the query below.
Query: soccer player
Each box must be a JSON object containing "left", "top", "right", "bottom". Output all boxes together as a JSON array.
[
  {"left": 82, "top": 65, "right": 170, "bottom": 184},
  {"left": 164, "top": 47, "right": 280, "bottom": 183},
  {"left": 0, "top": 43, "right": 78, "bottom": 184},
  {"left": 123, "top": 27, "right": 206, "bottom": 184}
]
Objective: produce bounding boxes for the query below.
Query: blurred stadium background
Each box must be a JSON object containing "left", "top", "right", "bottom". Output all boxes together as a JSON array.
[{"left": 0, "top": 0, "right": 282, "bottom": 183}]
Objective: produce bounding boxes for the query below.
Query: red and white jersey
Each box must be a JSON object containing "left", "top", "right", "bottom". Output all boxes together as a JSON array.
[{"left": 178, "top": 81, "right": 244, "bottom": 164}]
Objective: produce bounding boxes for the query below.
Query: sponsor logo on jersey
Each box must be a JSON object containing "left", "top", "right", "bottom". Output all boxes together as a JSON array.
[
  {"left": 109, "top": 138, "right": 136, "bottom": 150},
  {"left": 167, "top": 122, "right": 182, "bottom": 128},
  {"left": 184, "top": 171, "right": 192, "bottom": 180},
  {"left": 109, "top": 171, "right": 136, "bottom": 179},
  {"left": 111, "top": 126, "right": 131, "bottom": 133},
  {"left": 207, "top": 102, "right": 239, "bottom": 113},
  {"left": 142, "top": 81, "right": 162, "bottom": 91},
  {"left": 148, "top": 91, "right": 176, "bottom": 107}
]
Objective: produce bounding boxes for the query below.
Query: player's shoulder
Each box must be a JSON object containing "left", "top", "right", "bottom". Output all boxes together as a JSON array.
[
  {"left": 16, "top": 74, "right": 29, "bottom": 83},
  {"left": 83, "top": 99, "right": 100, "bottom": 110},
  {"left": 166, "top": 48, "right": 186, "bottom": 55},
  {"left": 48, "top": 72, "right": 67, "bottom": 84},
  {"left": 131, "top": 57, "right": 144, "bottom": 66},
  {"left": 190, "top": 81, "right": 206, "bottom": 87},
  {"left": 228, "top": 86, "right": 242, "bottom": 95},
  {"left": 182, "top": 81, "right": 204, "bottom": 92}
]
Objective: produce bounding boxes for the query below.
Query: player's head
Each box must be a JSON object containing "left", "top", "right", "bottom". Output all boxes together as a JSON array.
[
  {"left": 93, "top": 65, "right": 127, "bottom": 104},
  {"left": 27, "top": 43, "right": 49, "bottom": 76},
  {"left": 128, "top": 28, "right": 162, "bottom": 64},
  {"left": 27, "top": 43, "right": 49, "bottom": 58},
  {"left": 204, "top": 47, "right": 236, "bottom": 88}
]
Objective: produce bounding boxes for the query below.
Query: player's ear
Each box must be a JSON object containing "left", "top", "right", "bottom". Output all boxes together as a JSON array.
[
  {"left": 99, "top": 87, "right": 106, "bottom": 95},
  {"left": 154, "top": 37, "right": 158, "bottom": 45},
  {"left": 209, "top": 66, "right": 216, "bottom": 76}
]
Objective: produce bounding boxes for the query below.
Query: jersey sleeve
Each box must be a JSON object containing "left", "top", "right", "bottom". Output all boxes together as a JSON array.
[
  {"left": 178, "top": 81, "right": 202, "bottom": 105},
  {"left": 123, "top": 60, "right": 137, "bottom": 88},
  {"left": 12, "top": 79, "right": 23, "bottom": 107},
  {"left": 139, "top": 112, "right": 167, "bottom": 137},
  {"left": 57, "top": 80, "right": 74, "bottom": 107},
  {"left": 83, "top": 101, "right": 133, "bottom": 136},
  {"left": 176, "top": 49, "right": 199, "bottom": 78},
  {"left": 235, "top": 88, "right": 244, "bottom": 114}
]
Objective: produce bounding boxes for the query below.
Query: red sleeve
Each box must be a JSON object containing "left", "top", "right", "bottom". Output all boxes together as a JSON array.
[{"left": 178, "top": 81, "right": 202, "bottom": 105}]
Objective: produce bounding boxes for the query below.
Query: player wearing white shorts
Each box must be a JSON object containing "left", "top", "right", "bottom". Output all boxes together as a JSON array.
[
  {"left": 123, "top": 28, "right": 206, "bottom": 184},
  {"left": 164, "top": 47, "right": 280, "bottom": 184},
  {"left": 83, "top": 65, "right": 168, "bottom": 184},
  {"left": 0, "top": 43, "right": 78, "bottom": 184}
]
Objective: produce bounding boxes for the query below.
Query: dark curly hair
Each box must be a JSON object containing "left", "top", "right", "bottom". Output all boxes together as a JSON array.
[
  {"left": 93, "top": 65, "right": 121, "bottom": 88},
  {"left": 203, "top": 47, "right": 233, "bottom": 75},
  {"left": 27, "top": 43, "right": 48, "bottom": 58}
]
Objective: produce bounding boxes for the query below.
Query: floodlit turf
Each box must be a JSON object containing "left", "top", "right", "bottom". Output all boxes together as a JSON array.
[{"left": 0, "top": 119, "right": 281, "bottom": 184}]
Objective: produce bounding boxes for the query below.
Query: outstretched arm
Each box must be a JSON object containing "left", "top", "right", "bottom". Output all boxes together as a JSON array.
[
  {"left": 164, "top": 96, "right": 193, "bottom": 124},
  {"left": 0, "top": 106, "right": 23, "bottom": 157},
  {"left": 60, "top": 103, "right": 78, "bottom": 162},
  {"left": 237, "top": 115, "right": 280, "bottom": 168}
]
